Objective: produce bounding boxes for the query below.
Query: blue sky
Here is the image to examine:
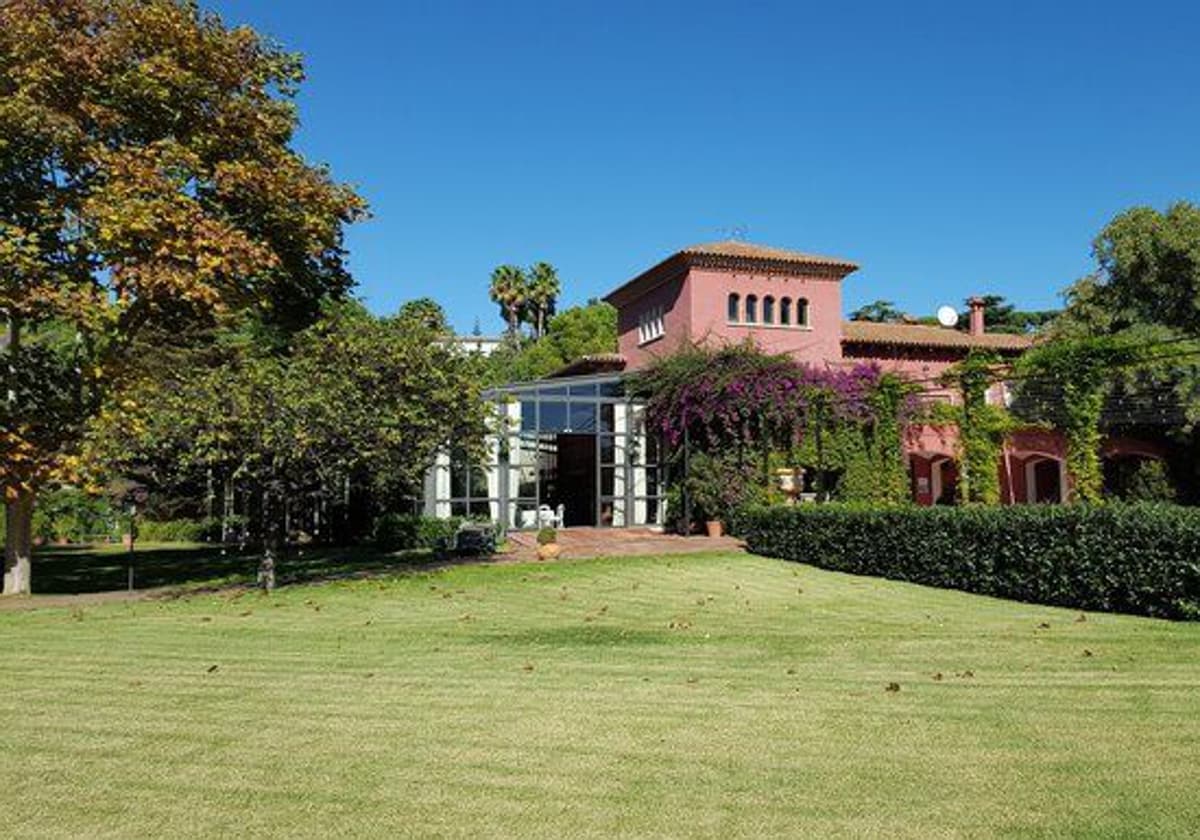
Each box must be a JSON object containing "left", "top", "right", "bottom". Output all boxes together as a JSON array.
[{"left": 210, "top": 0, "right": 1200, "bottom": 334}]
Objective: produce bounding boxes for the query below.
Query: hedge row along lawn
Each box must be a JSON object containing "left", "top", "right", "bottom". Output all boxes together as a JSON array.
[
  {"left": 2, "top": 549, "right": 1199, "bottom": 838},
  {"left": 739, "top": 503, "right": 1200, "bottom": 619}
]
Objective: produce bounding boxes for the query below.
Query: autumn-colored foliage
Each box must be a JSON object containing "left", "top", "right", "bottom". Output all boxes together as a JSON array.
[{"left": 1, "top": 0, "right": 365, "bottom": 592}]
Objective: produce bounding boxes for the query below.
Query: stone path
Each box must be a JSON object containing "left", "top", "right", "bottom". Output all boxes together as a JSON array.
[{"left": 504, "top": 527, "right": 744, "bottom": 562}]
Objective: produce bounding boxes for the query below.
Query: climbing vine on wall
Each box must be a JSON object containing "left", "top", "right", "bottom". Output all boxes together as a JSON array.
[
  {"left": 628, "top": 342, "right": 915, "bottom": 505},
  {"left": 1013, "top": 337, "right": 1142, "bottom": 504},
  {"left": 938, "top": 351, "right": 1013, "bottom": 505}
]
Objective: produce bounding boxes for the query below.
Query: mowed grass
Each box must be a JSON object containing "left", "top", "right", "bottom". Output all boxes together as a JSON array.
[{"left": 1, "top": 551, "right": 1198, "bottom": 839}]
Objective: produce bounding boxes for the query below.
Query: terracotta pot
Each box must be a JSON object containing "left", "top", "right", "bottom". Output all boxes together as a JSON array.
[
  {"left": 537, "top": 543, "right": 562, "bottom": 561},
  {"left": 705, "top": 520, "right": 724, "bottom": 538}
]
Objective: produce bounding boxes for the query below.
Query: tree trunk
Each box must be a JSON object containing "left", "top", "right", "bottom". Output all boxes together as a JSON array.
[{"left": 4, "top": 489, "right": 34, "bottom": 595}]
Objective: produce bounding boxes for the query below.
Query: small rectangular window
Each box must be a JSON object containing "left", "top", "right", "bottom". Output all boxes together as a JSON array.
[{"left": 637, "top": 304, "right": 665, "bottom": 345}]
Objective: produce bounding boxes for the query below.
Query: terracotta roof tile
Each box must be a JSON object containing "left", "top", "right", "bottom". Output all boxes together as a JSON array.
[
  {"left": 679, "top": 240, "right": 858, "bottom": 271},
  {"left": 547, "top": 353, "right": 627, "bottom": 379},
  {"left": 605, "top": 240, "right": 858, "bottom": 306},
  {"left": 841, "top": 320, "right": 1033, "bottom": 352}
]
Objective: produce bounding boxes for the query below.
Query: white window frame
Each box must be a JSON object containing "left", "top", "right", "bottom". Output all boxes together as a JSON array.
[{"left": 637, "top": 304, "right": 665, "bottom": 345}]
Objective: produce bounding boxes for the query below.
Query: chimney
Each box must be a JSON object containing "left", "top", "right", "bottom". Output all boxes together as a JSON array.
[{"left": 967, "top": 296, "right": 986, "bottom": 336}]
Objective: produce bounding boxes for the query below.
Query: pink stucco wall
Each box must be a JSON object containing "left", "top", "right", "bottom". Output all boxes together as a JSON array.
[
  {"left": 617, "top": 266, "right": 845, "bottom": 370},
  {"left": 684, "top": 268, "right": 845, "bottom": 367},
  {"left": 616, "top": 273, "right": 690, "bottom": 370}
]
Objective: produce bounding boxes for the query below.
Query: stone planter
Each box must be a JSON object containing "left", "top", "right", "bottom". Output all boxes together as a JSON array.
[
  {"left": 706, "top": 520, "right": 724, "bottom": 538},
  {"left": 537, "top": 542, "right": 562, "bottom": 561}
]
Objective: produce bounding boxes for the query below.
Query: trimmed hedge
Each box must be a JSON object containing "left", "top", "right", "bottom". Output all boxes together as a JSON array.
[
  {"left": 739, "top": 504, "right": 1200, "bottom": 620},
  {"left": 135, "top": 519, "right": 215, "bottom": 543}
]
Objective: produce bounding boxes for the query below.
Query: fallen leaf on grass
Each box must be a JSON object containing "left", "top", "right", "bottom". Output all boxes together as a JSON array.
[
  {"left": 206, "top": 664, "right": 219, "bottom": 673},
  {"left": 932, "top": 672, "right": 943, "bottom": 681},
  {"left": 1075, "top": 613, "right": 1088, "bottom": 623},
  {"left": 885, "top": 682, "right": 901, "bottom": 692},
  {"left": 521, "top": 662, "right": 535, "bottom": 672},
  {"left": 1082, "top": 649, "right": 1094, "bottom": 658}
]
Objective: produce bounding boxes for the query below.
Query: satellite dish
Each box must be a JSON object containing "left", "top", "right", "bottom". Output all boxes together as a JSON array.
[{"left": 936, "top": 305, "right": 959, "bottom": 327}]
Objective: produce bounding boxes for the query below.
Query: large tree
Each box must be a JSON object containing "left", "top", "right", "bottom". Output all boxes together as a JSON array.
[
  {"left": 1091, "top": 201, "right": 1200, "bottom": 335},
  {"left": 0, "top": 0, "right": 365, "bottom": 593},
  {"left": 487, "top": 300, "right": 616, "bottom": 383},
  {"left": 85, "top": 303, "right": 489, "bottom": 578}
]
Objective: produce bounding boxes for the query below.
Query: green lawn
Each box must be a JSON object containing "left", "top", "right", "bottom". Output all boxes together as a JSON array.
[{"left": 1, "top": 550, "right": 1198, "bottom": 839}]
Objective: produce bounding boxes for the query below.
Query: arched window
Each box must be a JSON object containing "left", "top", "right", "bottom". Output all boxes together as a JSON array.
[
  {"left": 745, "top": 294, "right": 758, "bottom": 323},
  {"left": 763, "top": 296, "right": 775, "bottom": 324},
  {"left": 796, "top": 297, "right": 809, "bottom": 326},
  {"left": 727, "top": 293, "right": 740, "bottom": 323},
  {"left": 780, "top": 297, "right": 792, "bottom": 325}
]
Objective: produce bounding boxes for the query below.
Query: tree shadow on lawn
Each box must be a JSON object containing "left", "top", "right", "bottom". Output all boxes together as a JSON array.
[{"left": 30, "top": 543, "right": 442, "bottom": 595}]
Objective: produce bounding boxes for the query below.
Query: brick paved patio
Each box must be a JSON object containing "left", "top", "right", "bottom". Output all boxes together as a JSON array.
[{"left": 504, "top": 527, "right": 744, "bottom": 561}]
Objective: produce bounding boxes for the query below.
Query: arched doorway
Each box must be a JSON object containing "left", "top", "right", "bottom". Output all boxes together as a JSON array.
[
  {"left": 1021, "top": 455, "right": 1065, "bottom": 504},
  {"left": 909, "top": 453, "right": 959, "bottom": 505}
]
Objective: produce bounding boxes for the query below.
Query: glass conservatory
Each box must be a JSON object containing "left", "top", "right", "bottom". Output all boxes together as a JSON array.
[{"left": 424, "top": 374, "right": 666, "bottom": 530}]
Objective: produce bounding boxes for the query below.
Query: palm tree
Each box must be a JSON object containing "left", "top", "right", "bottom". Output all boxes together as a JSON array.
[
  {"left": 526, "top": 261, "right": 561, "bottom": 339},
  {"left": 489, "top": 264, "right": 528, "bottom": 339}
]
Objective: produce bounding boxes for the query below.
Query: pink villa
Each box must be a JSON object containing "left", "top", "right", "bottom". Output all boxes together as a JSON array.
[{"left": 427, "top": 241, "right": 1167, "bottom": 529}]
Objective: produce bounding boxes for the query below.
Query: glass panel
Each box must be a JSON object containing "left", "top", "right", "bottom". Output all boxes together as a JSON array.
[
  {"left": 468, "top": 500, "right": 493, "bottom": 518},
  {"left": 516, "top": 435, "right": 538, "bottom": 498},
  {"left": 746, "top": 295, "right": 758, "bottom": 323},
  {"left": 599, "top": 435, "right": 616, "bottom": 465},
  {"left": 727, "top": 294, "right": 740, "bottom": 322},
  {"left": 797, "top": 299, "right": 809, "bottom": 326},
  {"left": 469, "top": 464, "right": 489, "bottom": 498},
  {"left": 513, "top": 501, "right": 539, "bottom": 530},
  {"left": 780, "top": 298, "right": 792, "bottom": 325},
  {"left": 540, "top": 385, "right": 568, "bottom": 397},
  {"left": 631, "top": 466, "right": 659, "bottom": 496},
  {"left": 540, "top": 401, "right": 568, "bottom": 433},
  {"left": 450, "top": 458, "right": 469, "bottom": 498},
  {"left": 600, "top": 403, "right": 615, "bottom": 433},
  {"left": 645, "top": 434, "right": 660, "bottom": 464},
  {"left": 521, "top": 401, "right": 537, "bottom": 432},
  {"left": 538, "top": 434, "right": 560, "bottom": 503},
  {"left": 569, "top": 383, "right": 598, "bottom": 397},
  {"left": 601, "top": 498, "right": 626, "bottom": 527},
  {"left": 601, "top": 466, "right": 616, "bottom": 497},
  {"left": 451, "top": 501, "right": 469, "bottom": 518},
  {"left": 633, "top": 497, "right": 661, "bottom": 526},
  {"left": 763, "top": 296, "right": 775, "bottom": 324},
  {"left": 598, "top": 380, "right": 625, "bottom": 398},
  {"left": 568, "top": 402, "right": 596, "bottom": 432}
]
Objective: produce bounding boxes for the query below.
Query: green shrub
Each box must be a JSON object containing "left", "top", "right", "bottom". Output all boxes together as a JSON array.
[
  {"left": 32, "top": 488, "right": 119, "bottom": 543},
  {"left": 739, "top": 503, "right": 1200, "bottom": 619},
  {"left": 536, "top": 527, "right": 557, "bottom": 545},
  {"left": 136, "top": 519, "right": 214, "bottom": 543},
  {"left": 1105, "top": 458, "right": 1176, "bottom": 503},
  {"left": 373, "top": 514, "right": 462, "bottom": 552}
]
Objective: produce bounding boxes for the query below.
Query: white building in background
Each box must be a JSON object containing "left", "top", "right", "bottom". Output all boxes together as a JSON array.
[{"left": 448, "top": 335, "right": 505, "bottom": 356}]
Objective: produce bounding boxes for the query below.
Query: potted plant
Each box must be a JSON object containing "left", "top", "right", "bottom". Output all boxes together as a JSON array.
[
  {"left": 536, "top": 527, "right": 561, "bottom": 560},
  {"left": 685, "top": 452, "right": 737, "bottom": 538}
]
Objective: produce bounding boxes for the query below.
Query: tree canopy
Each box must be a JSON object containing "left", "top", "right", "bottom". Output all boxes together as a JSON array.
[
  {"left": 487, "top": 299, "right": 616, "bottom": 383},
  {"left": 1, "top": 0, "right": 365, "bottom": 593}
]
